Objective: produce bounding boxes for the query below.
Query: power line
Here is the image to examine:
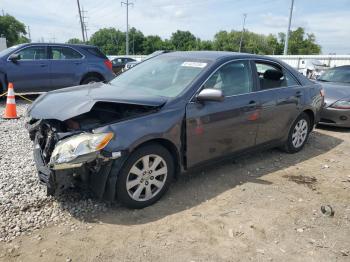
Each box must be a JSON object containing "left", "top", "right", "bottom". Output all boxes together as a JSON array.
[
  {"left": 76, "top": 0, "right": 86, "bottom": 42},
  {"left": 121, "top": 0, "right": 134, "bottom": 55},
  {"left": 284, "top": 0, "right": 295, "bottom": 55}
]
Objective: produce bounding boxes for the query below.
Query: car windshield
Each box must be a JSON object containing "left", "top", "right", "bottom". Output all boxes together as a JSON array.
[
  {"left": 109, "top": 55, "right": 209, "bottom": 97},
  {"left": 0, "top": 45, "right": 22, "bottom": 57},
  {"left": 318, "top": 68, "right": 350, "bottom": 84}
]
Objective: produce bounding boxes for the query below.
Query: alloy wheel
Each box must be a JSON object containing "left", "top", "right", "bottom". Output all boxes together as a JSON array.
[
  {"left": 292, "top": 119, "right": 308, "bottom": 148},
  {"left": 126, "top": 154, "right": 168, "bottom": 202}
]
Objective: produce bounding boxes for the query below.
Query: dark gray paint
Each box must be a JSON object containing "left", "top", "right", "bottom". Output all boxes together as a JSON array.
[{"left": 28, "top": 51, "right": 323, "bottom": 196}]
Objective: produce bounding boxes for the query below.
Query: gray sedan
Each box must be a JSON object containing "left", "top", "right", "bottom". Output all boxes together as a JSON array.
[
  {"left": 27, "top": 51, "right": 323, "bottom": 208},
  {"left": 317, "top": 65, "right": 350, "bottom": 128}
]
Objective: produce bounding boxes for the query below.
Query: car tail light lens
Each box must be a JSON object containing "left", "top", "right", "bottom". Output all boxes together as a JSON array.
[{"left": 104, "top": 60, "right": 113, "bottom": 71}]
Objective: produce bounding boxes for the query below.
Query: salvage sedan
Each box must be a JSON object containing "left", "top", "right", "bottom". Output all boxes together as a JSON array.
[
  {"left": 317, "top": 65, "right": 350, "bottom": 127},
  {"left": 27, "top": 51, "right": 324, "bottom": 208}
]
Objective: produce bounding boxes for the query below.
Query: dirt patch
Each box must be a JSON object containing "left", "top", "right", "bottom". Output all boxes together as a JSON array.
[
  {"left": 283, "top": 174, "right": 317, "bottom": 190},
  {"left": 0, "top": 105, "right": 350, "bottom": 262}
]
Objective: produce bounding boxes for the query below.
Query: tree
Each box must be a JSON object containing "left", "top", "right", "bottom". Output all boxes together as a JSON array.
[
  {"left": 89, "top": 28, "right": 125, "bottom": 55},
  {"left": 278, "top": 27, "right": 321, "bottom": 55},
  {"left": 67, "top": 38, "right": 84, "bottom": 44},
  {"left": 128, "top": 27, "right": 145, "bottom": 55},
  {"left": 170, "top": 30, "right": 197, "bottom": 51},
  {"left": 142, "top": 35, "right": 165, "bottom": 54},
  {"left": 0, "top": 14, "right": 28, "bottom": 46}
]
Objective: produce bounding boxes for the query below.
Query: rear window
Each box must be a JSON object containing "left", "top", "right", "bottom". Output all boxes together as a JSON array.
[{"left": 82, "top": 47, "right": 107, "bottom": 59}]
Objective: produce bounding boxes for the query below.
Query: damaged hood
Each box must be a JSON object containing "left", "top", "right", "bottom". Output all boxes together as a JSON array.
[{"left": 27, "top": 82, "right": 168, "bottom": 121}]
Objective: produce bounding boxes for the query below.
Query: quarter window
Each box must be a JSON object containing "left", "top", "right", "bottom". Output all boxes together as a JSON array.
[
  {"left": 203, "top": 61, "right": 253, "bottom": 96},
  {"left": 51, "top": 47, "right": 83, "bottom": 60},
  {"left": 16, "top": 46, "right": 46, "bottom": 60}
]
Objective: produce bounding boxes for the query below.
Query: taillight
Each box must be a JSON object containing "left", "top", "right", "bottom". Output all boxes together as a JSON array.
[{"left": 104, "top": 60, "right": 113, "bottom": 71}]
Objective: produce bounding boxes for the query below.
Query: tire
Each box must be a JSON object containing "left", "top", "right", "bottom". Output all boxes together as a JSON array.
[
  {"left": 116, "top": 144, "right": 174, "bottom": 209},
  {"left": 81, "top": 76, "right": 101, "bottom": 85},
  {"left": 284, "top": 112, "right": 311, "bottom": 153}
]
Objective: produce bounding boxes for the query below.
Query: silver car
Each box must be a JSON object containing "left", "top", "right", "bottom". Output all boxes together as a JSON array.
[{"left": 317, "top": 65, "right": 350, "bottom": 127}]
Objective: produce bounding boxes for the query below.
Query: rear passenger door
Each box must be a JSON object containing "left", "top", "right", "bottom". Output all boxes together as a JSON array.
[
  {"left": 49, "top": 46, "right": 86, "bottom": 89},
  {"left": 253, "top": 61, "right": 303, "bottom": 145}
]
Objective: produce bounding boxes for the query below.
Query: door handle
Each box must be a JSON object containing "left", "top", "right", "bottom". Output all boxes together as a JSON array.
[
  {"left": 39, "top": 63, "right": 47, "bottom": 67},
  {"left": 74, "top": 62, "right": 82, "bottom": 65},
  {"left": 295, "top": 91, "right": 303, "bottom": 97}
]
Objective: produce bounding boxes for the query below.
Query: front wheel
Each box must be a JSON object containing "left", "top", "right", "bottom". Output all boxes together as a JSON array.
[
  {"left": 116, "top": 144, "right": 174, "bottom": 209},
  {"left": 284, "top": 113, "right": 311, "bottom": 153}
]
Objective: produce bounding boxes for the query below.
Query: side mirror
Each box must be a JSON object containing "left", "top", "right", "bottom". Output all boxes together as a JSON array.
[
  {"left": 196, "top": 88, "right": 224, "bottom": 102},
  {"left": 8, "top": 53, "right": 20, "bottom": 62}
]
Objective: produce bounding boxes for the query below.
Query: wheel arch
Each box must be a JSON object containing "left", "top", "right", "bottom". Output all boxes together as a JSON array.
[
  {"left": 80, "top": 72, "right": 105, "bottom": 84},
  {"left": 303, "top": 109, "right": 315, "bottom": 132},
  {"left": 130, "top": 138, "right": 181, "bottom": 179}
]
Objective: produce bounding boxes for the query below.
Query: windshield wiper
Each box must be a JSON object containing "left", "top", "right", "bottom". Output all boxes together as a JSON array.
[{"left": 317, "top": 79, "right": 329, "bottom": 82}]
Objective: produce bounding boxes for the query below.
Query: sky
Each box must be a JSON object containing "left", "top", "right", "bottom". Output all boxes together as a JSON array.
[{"left": 2, "top": 0, "right": 350, "bottom": 54}]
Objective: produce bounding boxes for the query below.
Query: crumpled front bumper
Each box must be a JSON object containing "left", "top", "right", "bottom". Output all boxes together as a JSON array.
[{"left": 33, "top": 140, "right": 127, "bottom": 200}]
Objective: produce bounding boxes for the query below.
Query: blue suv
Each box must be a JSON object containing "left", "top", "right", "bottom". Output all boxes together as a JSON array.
[{"left": 0, "top": 43, "right": 115, "bottom": 93}]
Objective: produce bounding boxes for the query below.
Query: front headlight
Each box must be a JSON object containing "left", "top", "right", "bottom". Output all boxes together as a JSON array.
[
  {"left": 50, "top": 132, "right": 114, "bottom": 165},
  {"left": 331, "top": 100, "right": 350, "bottom": 109}
]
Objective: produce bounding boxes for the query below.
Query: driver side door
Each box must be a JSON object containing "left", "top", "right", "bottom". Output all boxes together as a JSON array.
[
  {"left": 6, "top": 45, "right": 50, "bottom": 92},
  {"left": 185, "top": 60, "right": 260, "bottom": 167}
]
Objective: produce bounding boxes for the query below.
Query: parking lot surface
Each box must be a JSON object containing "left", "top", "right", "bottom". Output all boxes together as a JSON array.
[{"left": 0, "top": 99, "right": 349, "bottom": 261}]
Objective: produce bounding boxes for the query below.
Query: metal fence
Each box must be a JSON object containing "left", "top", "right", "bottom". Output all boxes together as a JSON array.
[{"left": 270, "top": 55, "right": 350, "bottom": 69}]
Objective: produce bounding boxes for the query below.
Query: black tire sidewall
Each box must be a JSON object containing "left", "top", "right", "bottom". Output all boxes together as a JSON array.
[
  {"left": 116, "top": 144, "right": 174, "bottom": 209},
  {"left": 285, "top": 113, "right": 311, "bottom": 153}
]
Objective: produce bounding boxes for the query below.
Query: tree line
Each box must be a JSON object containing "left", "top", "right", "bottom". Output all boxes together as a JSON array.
[
  {"left": 68, "top": 27, "right": 321, "bottom": 56},
  {"left": 0, "top": 13, "right": 321, "bottom": 56}
]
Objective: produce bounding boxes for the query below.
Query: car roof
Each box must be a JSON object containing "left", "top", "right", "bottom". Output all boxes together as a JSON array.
[
  {"left": 163, "top": 51, "right": 279, "bottom": 62},
  {"left": 17, "top": 42, "right": 98, "bottom": 49}
]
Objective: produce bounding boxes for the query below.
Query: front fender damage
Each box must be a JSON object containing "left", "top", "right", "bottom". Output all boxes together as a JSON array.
[{"left": 26, "top": 100, "right": 163, "bottom": 200}]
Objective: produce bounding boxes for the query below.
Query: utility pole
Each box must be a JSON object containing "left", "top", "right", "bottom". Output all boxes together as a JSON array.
[
  {"left": 76, "top": 0, "right": 86, "bottom": 42},
  {"left": 284, "top": 0, "right": 295, "bottom": 55},
  {"left": 121, "top": 0, "right": 133, "bottom": 55},
  {"left": 27, "top": 26, "right": 31, "bottom": 42},
  {"left": 239, "top": 13, "right": 247, "bottom": 53},
  {"left": 81, "top": 8, "right": 89, "bottom": 41}
]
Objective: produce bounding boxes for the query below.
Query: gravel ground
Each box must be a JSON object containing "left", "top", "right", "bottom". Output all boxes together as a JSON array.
[
  {"left": 0, "top": 100, "right": 108, "bottom": 242},
  {"left": 1, "top": 99, "right": 349, "bottom": 262}
]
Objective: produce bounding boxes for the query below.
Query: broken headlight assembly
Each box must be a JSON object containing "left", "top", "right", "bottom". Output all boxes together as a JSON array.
[{"left": 50, "top": 132, "right": 114, "bottom": 169}]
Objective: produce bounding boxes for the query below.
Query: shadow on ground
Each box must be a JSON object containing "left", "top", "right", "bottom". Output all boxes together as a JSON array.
[{"left": 86, "top": 130, "right": 343, "bottom": 225}]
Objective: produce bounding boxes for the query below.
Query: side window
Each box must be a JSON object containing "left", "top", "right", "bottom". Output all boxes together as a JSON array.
[
  {"left": 284, "top": 69, "right": 300, "bottom": 86},
  {"left": 51, "top": 47, "right": 83, "bottom": 60},
  {"left": 16, "top": 46, "right": 46, "bottom": 60},
  {"left": 255, "top": 62, "right": 287, "bottom": 90},
  {"left": 203, "top": 61, "right": 253, "bottom": 96}
]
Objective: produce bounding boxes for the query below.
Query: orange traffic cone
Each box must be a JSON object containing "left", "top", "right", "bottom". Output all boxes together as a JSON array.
[{"left": 2, "top": 82, "right": 19, "bottom": 119}]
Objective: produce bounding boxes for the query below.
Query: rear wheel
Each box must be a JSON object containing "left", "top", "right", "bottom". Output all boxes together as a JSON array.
[
  {"left": 284, "top": 113, "right": 311, "bottom": 153},
  {"left": 116, "top": 144, "right": 174, "bottom": 209}
]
